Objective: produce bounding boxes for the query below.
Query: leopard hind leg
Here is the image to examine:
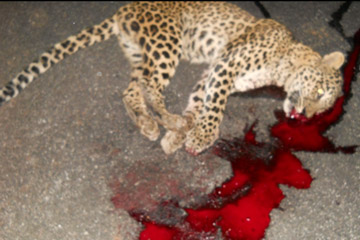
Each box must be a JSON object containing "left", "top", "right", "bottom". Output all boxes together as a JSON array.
[
  {"left": 123, "top": 74, "right": 160, "bottom": 141},
  {"left": 119, "top": 34, "right": 160, "bottom": 141}
]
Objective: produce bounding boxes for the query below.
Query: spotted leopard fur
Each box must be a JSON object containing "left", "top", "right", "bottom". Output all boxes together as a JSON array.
[{"left": 0, "top": 2, "right": 345, "bottom": 155}]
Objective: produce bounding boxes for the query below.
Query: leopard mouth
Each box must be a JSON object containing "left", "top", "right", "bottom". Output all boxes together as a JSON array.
[{"left": 289, "top": 108, "right": 308, "bottom": 121}]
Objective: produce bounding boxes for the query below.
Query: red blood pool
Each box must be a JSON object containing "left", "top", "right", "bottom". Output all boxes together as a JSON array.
[
  {"left": 111, "top": 29, "right": 360, "bottom": 239},
  {"left": 133, "top": 127, "right": 313, "bottom": 240},
  {"left": 139, "top": 223, "right": 175, "bottom": 240}
]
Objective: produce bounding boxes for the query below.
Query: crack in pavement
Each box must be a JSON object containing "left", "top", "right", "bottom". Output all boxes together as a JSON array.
[
  {"left": 254, "top": 1, "right": 271, "bottom": 19},
  {"left": 329, "top": 1, "right": 353, "bottom": 45}
]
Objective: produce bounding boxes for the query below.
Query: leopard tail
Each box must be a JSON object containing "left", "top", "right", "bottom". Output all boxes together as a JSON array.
[{"left": 0, "top": 14, "right": 119, "bottom": 105}]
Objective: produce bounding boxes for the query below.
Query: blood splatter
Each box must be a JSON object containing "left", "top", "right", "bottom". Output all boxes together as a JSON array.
[
  {"left": 132, "top": 125, "right": 312, "bottom": 240},
  {"left": 111, "top": 29, "right": 360, "bottom": 239}
]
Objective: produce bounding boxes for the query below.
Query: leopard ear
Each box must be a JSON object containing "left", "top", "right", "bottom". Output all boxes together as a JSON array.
[{"left": 322, "top": 51, "right": 345, "bottom": 70}]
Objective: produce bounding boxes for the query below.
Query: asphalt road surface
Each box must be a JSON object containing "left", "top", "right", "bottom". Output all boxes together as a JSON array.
[{"left": 0, "top": 2, "right": 359, "bottom": 240}]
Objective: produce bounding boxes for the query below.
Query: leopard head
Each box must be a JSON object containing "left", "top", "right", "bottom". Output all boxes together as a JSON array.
[{"left": 283, "top": 51, "right": 345, "bottom": 119}]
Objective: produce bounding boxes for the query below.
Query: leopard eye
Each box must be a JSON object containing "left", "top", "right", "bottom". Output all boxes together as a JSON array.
[{"left": 316, "top": 88, "right": 324, "bottom": 100}]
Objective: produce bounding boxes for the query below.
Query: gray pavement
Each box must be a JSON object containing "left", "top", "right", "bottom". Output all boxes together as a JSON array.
[{"left": 0, "top": 2, "right": 359, "bottom": 240}]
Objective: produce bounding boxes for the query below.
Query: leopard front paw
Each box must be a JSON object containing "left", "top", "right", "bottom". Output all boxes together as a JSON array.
[
  {"left": 185, "top": 125, "right": 219, "bottom": 156},
  {"left": 138, "top": 114, "right": 160, "bottom": 141},
  {"left": 161, "top": 130, "right": 187, "bottom": 155}
]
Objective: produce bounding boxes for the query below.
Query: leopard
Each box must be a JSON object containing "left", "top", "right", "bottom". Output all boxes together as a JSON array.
[{"left": 0, "top": 2, "right": 345, "bottom": 155}]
